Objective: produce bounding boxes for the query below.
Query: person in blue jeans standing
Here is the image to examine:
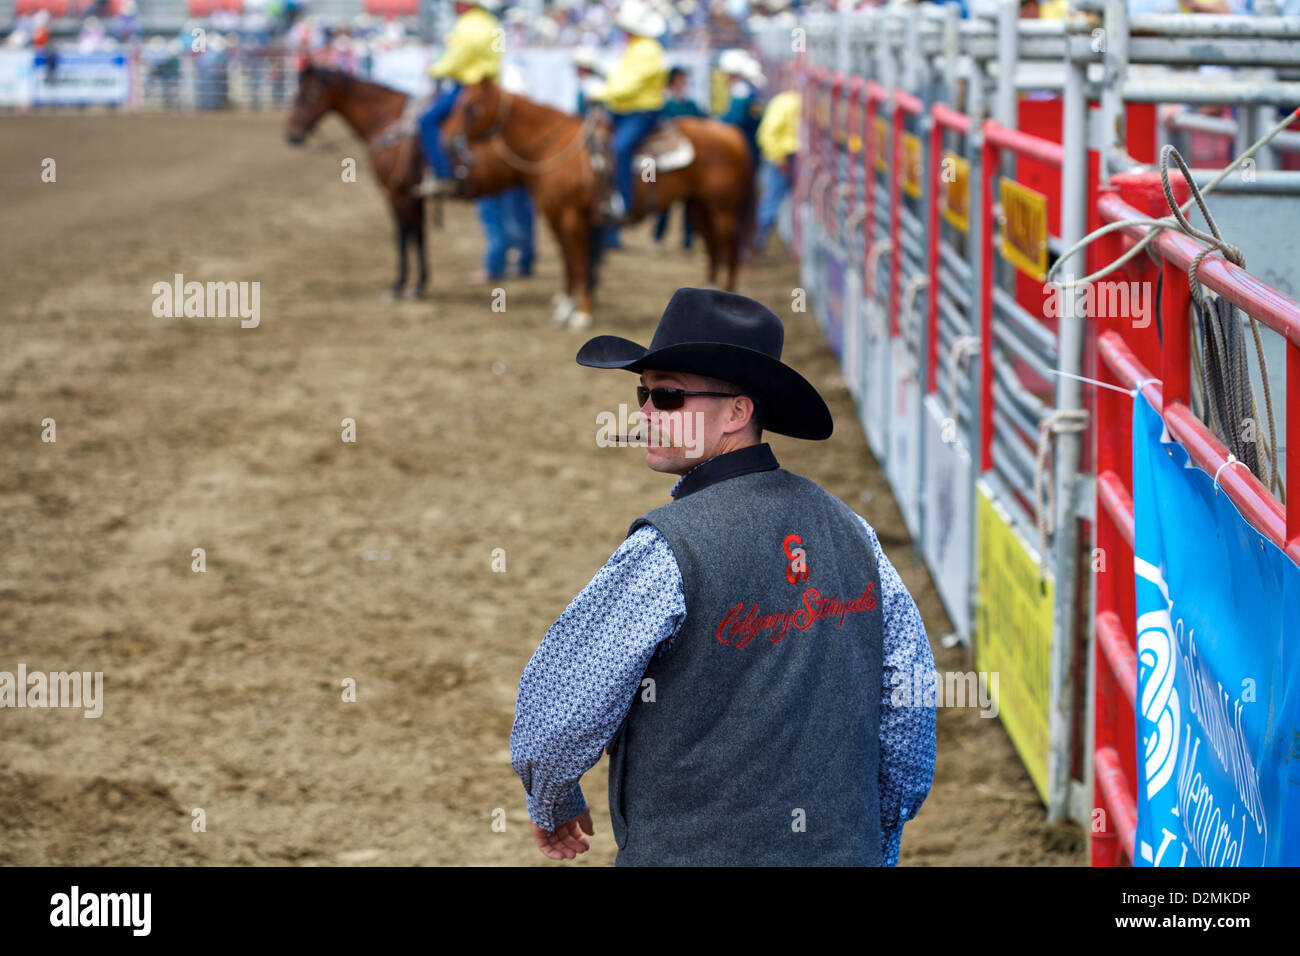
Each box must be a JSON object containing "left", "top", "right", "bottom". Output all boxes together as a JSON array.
[{"left": 477, "top": 184, "right": 535, "bottom": 280}]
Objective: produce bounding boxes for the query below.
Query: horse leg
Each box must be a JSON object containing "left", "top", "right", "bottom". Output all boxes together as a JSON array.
[
  {"left": 713, "top": 207, "right": 741, "bottom": 292},
  {"left": 389, "top": 217, "right": 408, "bottom": 301},
  {"left": 544, "top": 205, "right": 576, "bottom": 324},
  {"left": 411, "top": 212, "right": 428, "bottom": 298},
  {"left": 565, "top": 215, "right": 593, "bottom": 330},
  {"left": 694, "top": 204, "right": 721, "bottom": 289}
]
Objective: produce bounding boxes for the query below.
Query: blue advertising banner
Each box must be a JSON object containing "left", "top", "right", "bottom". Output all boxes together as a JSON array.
[{"left": 1132, "top": 393, "right": 1300, "bottom": 866}]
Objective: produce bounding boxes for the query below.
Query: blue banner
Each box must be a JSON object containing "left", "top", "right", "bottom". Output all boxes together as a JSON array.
[{"left": 1132, "top": 392, "right": 1300, "bottom": 866}]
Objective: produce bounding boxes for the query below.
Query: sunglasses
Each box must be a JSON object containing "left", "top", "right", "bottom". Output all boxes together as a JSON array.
[{"left": 637, "top": 386, "right": 742, "bottom": 410}]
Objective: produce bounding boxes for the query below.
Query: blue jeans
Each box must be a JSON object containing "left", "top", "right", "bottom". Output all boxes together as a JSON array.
[
  {"left": 757, "top": 159, "right": 792, "bottom": 250},
  {"left": 419, "top": 82, "right": 461, "bottom": 179},
  {"left": 611, "top": 109, "right": 661, "bottom": 213},
  {"left": 477, "top": 186, "right": 535, "bottom": 279}
]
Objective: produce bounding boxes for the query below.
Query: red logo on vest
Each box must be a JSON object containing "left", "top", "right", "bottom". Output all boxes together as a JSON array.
[{"left": 784, "top": 534, "right": 809, "bottom": 585}]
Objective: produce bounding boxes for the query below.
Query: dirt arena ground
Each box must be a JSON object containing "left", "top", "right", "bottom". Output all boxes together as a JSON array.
[{"left": 0, "top": 111, "right": 1085, "bottom": 866}]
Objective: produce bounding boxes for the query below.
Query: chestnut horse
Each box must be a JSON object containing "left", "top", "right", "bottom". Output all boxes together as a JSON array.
[{"left": 440, "top": 79, "right": 756, "bottom": 329}]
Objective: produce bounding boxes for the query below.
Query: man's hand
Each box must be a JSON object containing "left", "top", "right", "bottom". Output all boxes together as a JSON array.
[{"left": 531, "top": 808, "right": 594, "bottom": 860}]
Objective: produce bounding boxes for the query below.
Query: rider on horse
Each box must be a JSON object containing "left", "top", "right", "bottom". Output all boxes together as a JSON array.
[
  {"left": 417, "top": 0, "right": 503, "bottom": 197},
  {"left": 588, "top": 0, "right": 669, "bottom": 223}
]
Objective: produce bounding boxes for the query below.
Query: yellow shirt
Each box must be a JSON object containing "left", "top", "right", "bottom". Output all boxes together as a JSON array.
[
  {"left": 591, "top": 36, "right": 667, "bottom": 113},
  {"left": 430, "top": 7, "right": 502, "bottom": 85},
  {"left": 756, "top": 90, "right": 800, "bottom": 163}
]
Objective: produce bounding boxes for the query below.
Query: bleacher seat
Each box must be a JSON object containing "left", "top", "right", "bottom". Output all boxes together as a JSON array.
[
  {"left": 364, "top": 0, "right": 417, "bottom": 19},
  {"left": 15, "top": 0, "right": 71, "bottom": 18}
]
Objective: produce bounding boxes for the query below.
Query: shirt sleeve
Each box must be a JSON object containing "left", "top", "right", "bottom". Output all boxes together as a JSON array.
[
  {"left": 856, "top": 512, "right": 937, "bottom": 866},
  {"left": 596, "top": 39, "right": 665, "bottom": 104},
  {"left": 510, "top": 523, "right": 686, "bottom": 832}
]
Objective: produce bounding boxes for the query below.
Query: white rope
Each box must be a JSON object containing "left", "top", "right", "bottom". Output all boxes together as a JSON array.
[
  {"left": 1213, "top": 453, "right": 1245, "bottom": 496},
  {"left": 1034, "top": 408, "right": 1091, "bottom": 569},
  {"left": 946, "top": 334, "right": 981, "bottom": 421},
  {"left": 1131, "top": 376, "right": 1162, "bottom": 398},
  {"left": 900, "top": 273, "right": 930, "bottom": 375},
  {"left": 864, "top": 238, "right": 893, "bottom": 301}
]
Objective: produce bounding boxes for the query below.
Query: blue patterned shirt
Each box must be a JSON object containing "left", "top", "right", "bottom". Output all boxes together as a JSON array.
[{"left": 510, "top": 465, "right": 937, "bottom": 865}]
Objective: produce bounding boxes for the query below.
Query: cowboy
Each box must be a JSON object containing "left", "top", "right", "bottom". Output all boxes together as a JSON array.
[
  {"left": 510, "top": 288, "right": 937, "bottom": 866},
  {"left": 416, "top": 0, "right": 502, "bottom": 197},
  {"left": 754, "top": 87, "right": 799, "bottom": 251},
  {"left": 571, "top": 46, "right": 604, "bottom": 117},
  {"left": 588, "top": 0, "right": 669, "bottom": 222},
  {"left": 718, "top": 48, "right": 765, "bottom": 166}
]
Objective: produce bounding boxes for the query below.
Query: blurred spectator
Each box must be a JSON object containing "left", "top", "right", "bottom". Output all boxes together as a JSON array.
[
  {"left": 653, "top": 65, "right": 704, "bottom": 250},
  {"left": 755, "top": 86, "right": 798, "bottom": 251}
]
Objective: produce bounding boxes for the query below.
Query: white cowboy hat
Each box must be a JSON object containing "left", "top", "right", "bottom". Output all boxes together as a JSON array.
[
  {"left": 571, "top": 46, "right": 601, "bottom": 71},
  {"left": 615, "top": 0, "right": 666, "bottom": 37},
  {"left": 718, "top": 48, "right": 762, "bottom": 85},
  {"left": 467, "top": 0, "right": 503, "bottom": 11}
]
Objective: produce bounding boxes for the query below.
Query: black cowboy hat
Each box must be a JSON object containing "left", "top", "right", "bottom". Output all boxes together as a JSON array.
[{"left": 575, "top": 288, "right": 833, "bottom": 440}]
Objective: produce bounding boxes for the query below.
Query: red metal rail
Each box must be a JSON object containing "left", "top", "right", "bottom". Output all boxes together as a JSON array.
[
  {"left": 1090, "top": 175, "right": 1300, "bottom": 866},
  {"left": 1097, "top": 192, "right": 1300, "bottom": 561}
]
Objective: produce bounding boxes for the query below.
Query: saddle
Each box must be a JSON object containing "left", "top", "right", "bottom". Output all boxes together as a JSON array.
[
  {"left": 586, "top": 113, "right": 695, "bottom": 221},
  {"left": 634, "top": 119, "right": 695, "bottom": 173}
]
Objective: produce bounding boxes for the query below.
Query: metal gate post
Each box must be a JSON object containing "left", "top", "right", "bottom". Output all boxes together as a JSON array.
[{"left": 1048, "top": 46, "right": 1091, "bottom": 826}]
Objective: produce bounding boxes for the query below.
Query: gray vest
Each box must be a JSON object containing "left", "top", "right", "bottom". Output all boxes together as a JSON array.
[{"left": 607, "top": 466, "right": 885, "bottom": 865}]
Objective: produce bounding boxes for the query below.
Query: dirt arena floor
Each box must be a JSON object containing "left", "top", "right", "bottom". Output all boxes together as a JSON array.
[{"left": 0, "top": 111, "right": 1085, "bottom": 866}]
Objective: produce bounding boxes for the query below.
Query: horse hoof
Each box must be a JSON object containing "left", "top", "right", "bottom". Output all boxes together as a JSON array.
[
  {"left": 552, "top": 297, "right": 576, "bottom": 324},
  {"left": 568, "top": 311, "right": 593, "bottom": 331},
  {"left": 408, "top": 287, "right": 426, "bottom": 301}
]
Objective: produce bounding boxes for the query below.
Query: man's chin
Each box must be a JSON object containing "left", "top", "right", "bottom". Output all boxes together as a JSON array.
[{"left": 644, "top": 446, "right": 687, "bottom": 474}]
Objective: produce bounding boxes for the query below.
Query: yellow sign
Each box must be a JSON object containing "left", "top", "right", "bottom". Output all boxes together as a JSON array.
[
  {"left": 941, "top": 150, "right": 970, "bottom": 232},
  {"left": 873, "top": 117, "right": 890, "bottom": 174},
  {"left": 975, "top": 482, "right": 1054, "bottom": 805},
  {"left": 902, "top": 133, "right": 923, "bottom": 198},
  {"left": 1000, "top": 179, "right": 1049, "bottom": 280}
]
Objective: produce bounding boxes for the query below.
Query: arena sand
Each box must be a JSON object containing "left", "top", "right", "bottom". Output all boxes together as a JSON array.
[{"left": 0, "top": 113, "right": 1085, "bottom": 866}]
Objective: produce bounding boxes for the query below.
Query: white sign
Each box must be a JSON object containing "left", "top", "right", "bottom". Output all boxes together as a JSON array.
[
  {"left": 886, "top": 336, "right": 922, "bottom": 537},
  {"left": 921, "top": 394, "right": 972, "bottom": 641},
  {"left": 32, "top": 53, "right": 130, "bottom": 106}
]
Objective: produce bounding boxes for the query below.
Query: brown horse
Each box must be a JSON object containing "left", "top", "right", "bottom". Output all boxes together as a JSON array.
[
  {"left": 285, "top": 65, "right": 431, "bottom": 300},
  {"left": 440, "top": 79, "right": 756, "bottom": 329}
]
